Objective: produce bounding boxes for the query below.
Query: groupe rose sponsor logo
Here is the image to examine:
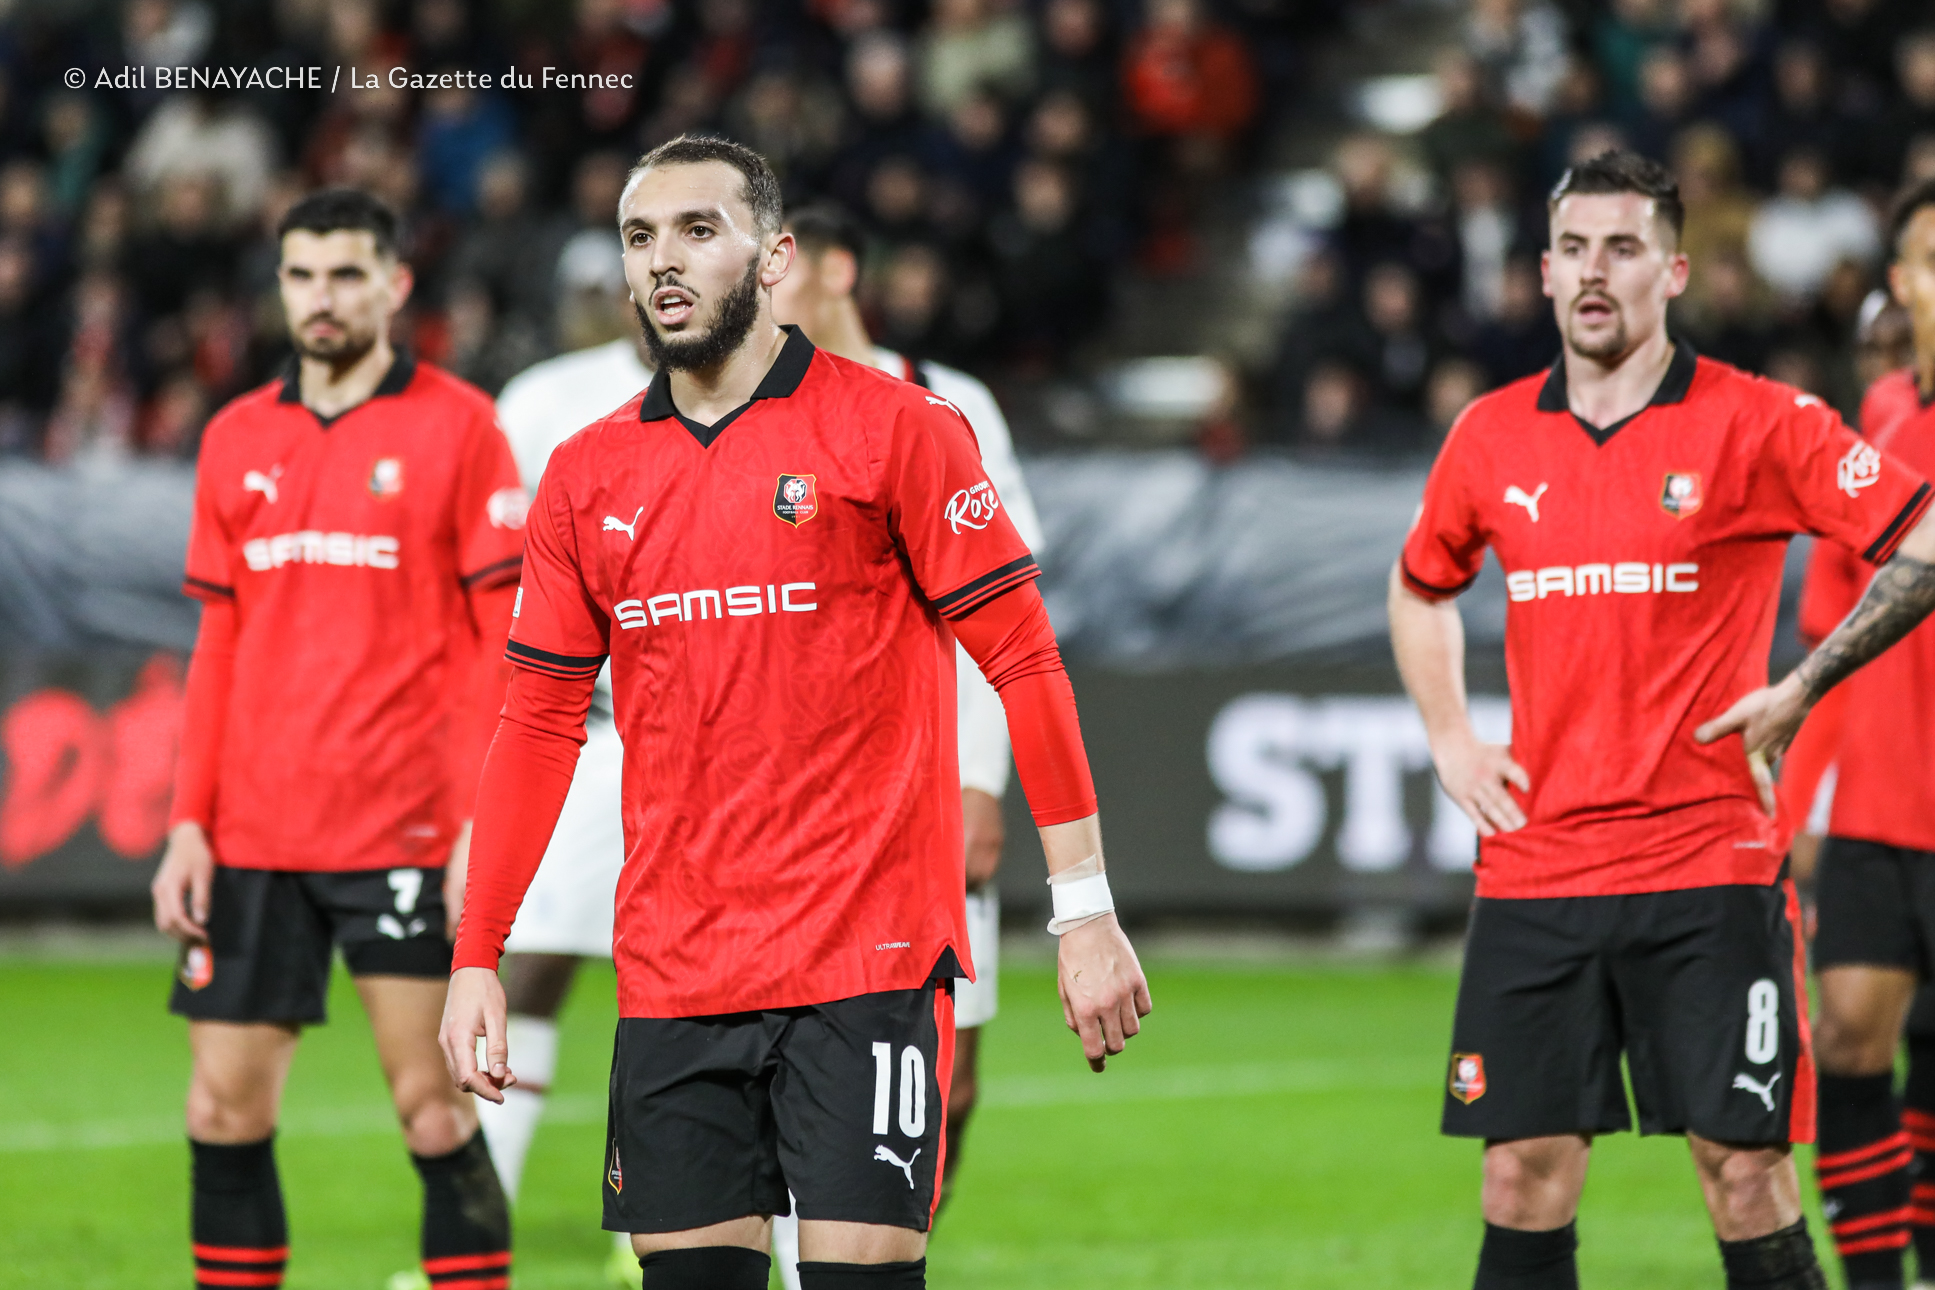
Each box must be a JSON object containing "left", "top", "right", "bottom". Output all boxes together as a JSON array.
[{"left": 945, "top": 480, "right": 1001, "bottom": 534}]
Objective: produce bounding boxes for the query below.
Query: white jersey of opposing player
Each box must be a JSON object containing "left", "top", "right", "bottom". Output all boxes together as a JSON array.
[{"left": 494, "top": 337, "right": 652, "bottom": 957}]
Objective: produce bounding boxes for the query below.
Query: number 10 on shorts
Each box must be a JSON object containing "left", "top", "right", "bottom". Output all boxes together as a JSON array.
[{"left": 872, "top": 1042, "right": 926, "bottom": 1137}]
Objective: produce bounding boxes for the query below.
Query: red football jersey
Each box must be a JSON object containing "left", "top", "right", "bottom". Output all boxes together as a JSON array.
[
  {"left": 1820, "top": 369, "right": 1935, "bottom": 852},
  {"left": 183, "top": 354, "right": 526, "bottom": 871},
  {"left": 1403, "top": 342, "right": 1932, "bottom": 898},
  {"left": 507, "top": 327, "right": 1038, "bottom": 1018}
]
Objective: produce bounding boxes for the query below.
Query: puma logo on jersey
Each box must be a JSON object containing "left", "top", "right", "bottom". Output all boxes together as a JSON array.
[
  {"left": 1732, "top": 1070, "right": 1780, "bottom": 1113},
  {"left": 603, "top": 508, "right": 642, "bottom": 540},
  {"left": 244, "top": 468, "right": 281, "bottom": 504},
  {"left": 1506, "top": 562, "right": 1698, "bottom": 601},
  {"left": 873, "top": 1144, "right": 921, "bottom": 1190},
  {"left": 925, "top": 394, "right": 963, "bottom": 418},
  {"left": 1503, "top": 483, "right": 1548, "bottom": 522}
]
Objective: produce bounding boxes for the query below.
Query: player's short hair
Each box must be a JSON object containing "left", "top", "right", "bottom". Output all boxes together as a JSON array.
[
  {"left": 786, "top": 203, "right": 867, "bottom": 264},
  {"left": 277, "top": 187, "right": 403, "bottom": 259},
  {"left": 1888, "top": 177, "right": 1935, "bottom": 259},
  {"left": 1548, "top": 149, "right": 1685, "bottom": 246},
  {"left": 626, "top": 134, "right": 783, "bottom": 241}
]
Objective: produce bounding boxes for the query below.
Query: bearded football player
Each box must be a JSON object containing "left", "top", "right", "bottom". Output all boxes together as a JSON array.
[
  {"left": 440, "top": 136, "right": 1150, "bottom": 1290},
  {"left": 152, "top": 189, "right": 522, "bottom": 1290},
  {"left": 1390, "top": 150, "right": 1935, "bottom": 1290}
]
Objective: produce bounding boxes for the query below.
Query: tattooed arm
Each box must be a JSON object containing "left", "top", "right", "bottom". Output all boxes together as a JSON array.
[{"left": 1696, "top": 510, "right": 1935, "bottom": 809}]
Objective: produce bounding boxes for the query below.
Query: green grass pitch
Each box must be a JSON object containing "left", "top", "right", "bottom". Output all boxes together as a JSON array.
[{"left": 0, "top": 951, "right": 1842, "bottom": 1289}]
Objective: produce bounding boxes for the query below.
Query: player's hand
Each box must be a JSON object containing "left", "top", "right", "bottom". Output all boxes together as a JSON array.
[
  {"left": 1694, "top": 673, "right": 1810, "bottom": 815},
  {"left": 962, "top": 788, "right": 1004, "bottom": 891},
  {"left": 1430, "top": 729, "right": 1529, "bottom": 836},
  {"left": 1057, "top": 913, "right": 1152, "bottom": 1072},
  {"left": 151, "top": 821, "right": 215, "bottom": 943},
  {"left": 439, "top": 965, "right": 517, "bottom": 1103},
  {"left": 444, "top": 820, "right": 472, "bottom": 941}
]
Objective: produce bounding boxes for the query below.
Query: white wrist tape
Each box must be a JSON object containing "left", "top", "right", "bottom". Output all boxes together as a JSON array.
[{"left": 1046, "top": 855, "right": 1113, "bottom": 935}]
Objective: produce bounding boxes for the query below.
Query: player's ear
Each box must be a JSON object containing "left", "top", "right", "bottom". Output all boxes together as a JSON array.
[
  {"left": 827, "top": 247, "right": 860, "bottom": 297},
  {"left": 1539, "top": 249, "right": 1554, "bottom": 299},
  {"left": 1665, "top": 250, "right": 1690, "bottom": 299},
  {"left": 386, "top": 258, "right": 415, "bottom": 313},
  {"left": 1891, "top": 258, "right": 1911, "bottom": 309},
  {"left": 762, "top": 231, "right": 796, "bottom": 289}
]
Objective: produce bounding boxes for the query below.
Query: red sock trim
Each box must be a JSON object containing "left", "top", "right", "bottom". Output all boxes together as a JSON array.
[
  {"left": 1818, "top": 1147, "right": 1914, "bottom": 1190},
  {"left": 1833, "top": 1205, "right": 1915, "bottom": 1236},
  {"left": 194, "top": 1273, "right": 285, "bottom": 1288},
  {"left": 423, "top": 1252, "right": 511, "bottom": 1274},
  {"left": 193, "top": 1246, "right": 289, "bottom": 1263},
  {"left": 426, "top": 1278, "right": 509, "bottom": 1290},
  {"left": 1817, "top": 1130, "right": 1911, "bottom": 1172},
  {"left": 1835, "top": 1230, "right": 1912, "bottom": 1256}
]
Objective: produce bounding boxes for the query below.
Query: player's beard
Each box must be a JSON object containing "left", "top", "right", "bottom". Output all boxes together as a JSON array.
[
  {"left": 1564, "top": 292, "right": 1630, "bottom": 362},
  {"left": 292, "top": 315, "right": 378, "bottom": 366},
  {"left": 636, "top": 254, "right": 762, "bottom": 373}
]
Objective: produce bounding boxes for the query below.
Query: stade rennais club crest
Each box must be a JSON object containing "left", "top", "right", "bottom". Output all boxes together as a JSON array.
[{"left": 773, "top": 473, "right": 819, "bottom": 526}]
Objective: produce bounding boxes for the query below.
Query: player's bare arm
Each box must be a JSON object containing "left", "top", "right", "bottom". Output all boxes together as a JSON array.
[
  {"left": 1388, "top": 564, "right": 1528, "bottom": 834},
  {"left": 1697, "top": 510, "right": 1935, "bottom": 780}
]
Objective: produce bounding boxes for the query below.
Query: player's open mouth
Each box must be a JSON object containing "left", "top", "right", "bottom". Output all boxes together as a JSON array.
[
  {"left": 1575, "top": 296, "right": 1616, "bottom": 322},
  {"left": 652, "top": 287, "right": 696, "bottom": 327}
]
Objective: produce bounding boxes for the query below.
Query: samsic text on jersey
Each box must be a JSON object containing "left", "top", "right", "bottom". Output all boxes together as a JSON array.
[
  {"left": 1402, "top": 341, "right": 1931, "bottom": 898},
  {"left": 1807, "top": 369, "right": 1935, "bottom": 853},
  {"left": 507, "top": 327, "right": 1039, "bottom": 1018},
  {"left": 183, "top": 354, "right": 526, "bottom": 871}
]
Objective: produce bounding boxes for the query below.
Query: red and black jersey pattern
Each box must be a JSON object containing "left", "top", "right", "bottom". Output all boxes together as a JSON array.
[
  {"left": 193, "top": 1242, "right": 288, "bottom": 1288},
  {"left": 504, "top": 640, "right": 606, "bottom": 681},
  {"left": 931, "top": 554, "right": 1040, "bottom": 620}
]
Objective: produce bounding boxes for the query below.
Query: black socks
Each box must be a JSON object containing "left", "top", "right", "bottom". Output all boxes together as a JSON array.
[
  {"left": 191, "top": 1137, "right": 288, "bottom": 1289},
  {"left": 1816, "top": 1072, "right": 1911, "bottom": 1285},
  {"left": 798, "top": 1260, "right": 927, "bottom": 1288},
  {"left": 638, "top": 1247, "right": 772, "bottom": 1289},
  {"left": 1473, "top": 1221, "right": 1578, "bottom": 1289},
  {"left": 1717, "top": 1218, "right": 1830, "bottom": 1289},
  {"left": 411, "top": 1130, "right": 512, "bottom": 1288}
]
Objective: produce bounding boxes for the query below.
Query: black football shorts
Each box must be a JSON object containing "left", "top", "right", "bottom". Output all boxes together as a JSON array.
[
  {"left": 603, "top": 979, "right": 955, "bottom": 1235},
  {"left": 168, "top": 864, "right": 452, "bottom": 1025},
  {"left": 1442, "top": 880, "right": 1811, "bottom": 1145},
  {"left": 1813, "top": 837, "right": 1935, "bottom": 976}
]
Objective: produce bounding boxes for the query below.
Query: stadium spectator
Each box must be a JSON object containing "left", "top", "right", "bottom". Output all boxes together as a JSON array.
[
  {"left": 1120, "top": 0, "right": 1258, "bottom": 145},
  {"left": 1756, "top": 41, "right": 1854, "bottom": 188},
  {"left": 1747, "top": 146, "right": 1879, "bottom": 300},
  {"left": 987, "top": 157, "right": 1106, "bottom": 364},
  {"left": 1037, "top": 0, "right": 1117, "bottom": 110},
  {"left": 1462, "top": 0, "right": 1570, "bottom": 117},
  {"left": 1359, "top": 260, "right": 1441, "bottom": 428},
  {"left": 416, "top": 81, "right": 517, "bottom": 215},
  {"left": 1464, "top": 255, "right": 1559, "bottom": 388},
  {"left": 1869, "top": 30, "right": 1935, "bottom": 189},
  {"left": 1625, "top": 45, "right": 1697, "bottom": 161},
  {"left": 123, "top": 90, "right": 277, "bottom": 225},
  {"left": 1419, "top": 50, "right": 1520, "bottom": 184},
  {"left": 39, "top": 92, "right": 108, "bottom": 218},
  {"left": 1673, "top": 247, "right": 1772, "bottom": 374},
  {"left": 918, "top": 0, "right": 1036, "bottom": 117},
  {"left": 1449, "top": 159, "right": 1528, "bottom": 325},
  {"left": 1669, "top": 124, "right": 1756, "bottom": 306},
  {"left": 1425, "top": 356, "right": 1486, "bottom": 439},
  {"left": 1590, "top": 0, "right": 1676, "bottom": 118}
]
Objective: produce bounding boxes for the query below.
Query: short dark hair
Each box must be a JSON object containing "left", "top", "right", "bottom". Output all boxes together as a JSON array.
[
  {"left": 277, "top": 187, "right": 403, "bottom": 258},
  {"left": 1548, "top": 149, "right": 1685, "bottom": 244},
  {"left": 1888, "top": 177, "right": 1935, "bottom": 258},
  {"left": 786, "top": 203, "right": 866, "bottom": 263},
  {"left": 626, "top": 134, "right": 783, "bottom": 240}
]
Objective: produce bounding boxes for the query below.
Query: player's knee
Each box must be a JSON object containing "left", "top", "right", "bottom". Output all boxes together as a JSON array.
[
  {"left": 637, "top": 1246, "right": 771, "bottom": 1290},
  {"left": 1693, "top": 1142, "right": 1791, "bottom": 1214},
  {"left": 393, "top": 1070, "right": 477, "bottom": 1156},
  {"left": 185, "top": 1077, "right": 277, "bottom": 1142},
  {"left": 1481, "top": 1141, "right": 1584, "bottom": 1227},
  {"left": 1812, "top": 1009, "right": 1897, "bottom": 1075}
]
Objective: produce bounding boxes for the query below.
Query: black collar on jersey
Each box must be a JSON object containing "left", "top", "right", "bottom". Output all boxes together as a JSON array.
[
  {"left": 637, "top": 324, "right": 817, "bottom": 448},
  {"left": 1536, "top": 337, "right": 1698, "bottom": 446},
  {"left": 277, "top": 349, "right": 418, "bottom": 427}
]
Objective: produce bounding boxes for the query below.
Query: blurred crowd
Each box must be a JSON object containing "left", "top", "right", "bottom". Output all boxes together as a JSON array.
[
  {"left": 1268, "top": 0, "right": 1935, "bottom": 454},
  {"left": 0, "top": 0, "right": 1334, "bottom": 462}
]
